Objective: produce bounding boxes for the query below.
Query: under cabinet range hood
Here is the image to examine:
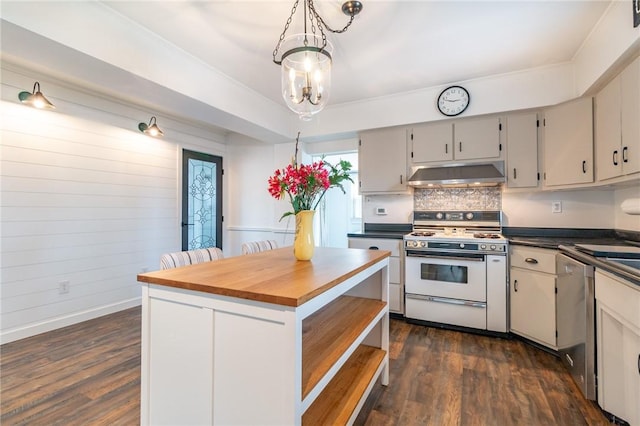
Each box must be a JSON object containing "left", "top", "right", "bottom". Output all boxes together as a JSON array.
[{"left": 408, "top": 162, "right": 505, "bottom": 187}]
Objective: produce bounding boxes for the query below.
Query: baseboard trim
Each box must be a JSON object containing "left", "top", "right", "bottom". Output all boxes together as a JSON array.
[{"left": 0, "top": 297, "right": 141, "bottom": 345}]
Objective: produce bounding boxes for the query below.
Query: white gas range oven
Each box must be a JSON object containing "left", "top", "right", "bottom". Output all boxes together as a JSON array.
[{"left": 404, "top": 210, "right": 508, "bottom": 334}]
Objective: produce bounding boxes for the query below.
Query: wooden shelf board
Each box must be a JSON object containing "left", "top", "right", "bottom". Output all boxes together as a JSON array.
[
  {"left": 302, "top": 296, "right": 386, "bottom": 399},
  {"left": 302, "top": 344, "right": 386, "bottom": 426}
]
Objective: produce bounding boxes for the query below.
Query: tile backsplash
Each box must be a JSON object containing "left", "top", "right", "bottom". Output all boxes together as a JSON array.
[{"left": 414, "top": 187, "right": 502, "bottom": 211}]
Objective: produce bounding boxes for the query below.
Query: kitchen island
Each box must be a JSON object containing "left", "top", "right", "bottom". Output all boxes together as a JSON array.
[{"left": 137, "top": 246, "right": 390, "bottom": 425}]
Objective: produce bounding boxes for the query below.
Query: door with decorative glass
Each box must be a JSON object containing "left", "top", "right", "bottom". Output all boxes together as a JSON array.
[{"left": 181, "top": 150, "right": 223, "bottom": 251}]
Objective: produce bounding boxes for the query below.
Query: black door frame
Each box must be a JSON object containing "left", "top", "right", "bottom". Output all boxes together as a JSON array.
[{"left": 181, "top": 149, "right": 223, "bottom": 251}]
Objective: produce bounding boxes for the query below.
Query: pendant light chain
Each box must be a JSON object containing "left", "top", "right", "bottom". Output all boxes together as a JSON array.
[
  {"left": 273, "top": 0, "right": 359, "bottom": 64},
  {"left": 307, "top": 0, "right": 356, "bottom": 34},
  {"left": 273, "top": 0, "right": 301, "bottom": 64}
]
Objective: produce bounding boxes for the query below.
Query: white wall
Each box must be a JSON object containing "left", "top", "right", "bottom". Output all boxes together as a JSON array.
[
  {"left": 501, "top": 189, "right": 615, "bottom": 229},
  {"left": 0, "top": 66, "right": 227, "bottom": 344},
  {"left": 225, "top": 140, "right": 296, "bottom": 256},
  {"left": 361, "top": 187, "right": 618, "bottom": 231}
]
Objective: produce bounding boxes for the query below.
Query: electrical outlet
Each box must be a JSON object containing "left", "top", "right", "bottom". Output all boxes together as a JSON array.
[
  {"left": 59, "top": 280, "right": 70, "bottom": 294},
  {"left": 551, "top": 201, "right": 562, "bottom": 213}
]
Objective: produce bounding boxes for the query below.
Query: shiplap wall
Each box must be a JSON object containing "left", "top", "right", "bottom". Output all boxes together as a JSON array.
[{"left": 1, "top": 65, "right": 227, "bottom": 343}]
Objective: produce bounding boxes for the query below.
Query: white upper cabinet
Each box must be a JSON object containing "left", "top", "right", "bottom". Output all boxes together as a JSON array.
[
  {"left": 410, "top": 116, "right": 502, "bottom": 164},
  {"left": 596, "top": 56, "right": 640, "bottom": 181},
  {"left": 505, "top": 112, "right": 539, "bottom": 188},
  {"left": 543, "top": 97, "right": 594, "bottom": 187},
  {"left": 410, "top": 122, "right": 453, "bottom": 163},
  {"left": 621, "top": 57, "right": 640, "bottom": 176},
  {"left": 454, "top": 116, "right": 502, "bottom": 161},
  {"left": 359, "top": 127, "right": 407, "bottom": 194}
]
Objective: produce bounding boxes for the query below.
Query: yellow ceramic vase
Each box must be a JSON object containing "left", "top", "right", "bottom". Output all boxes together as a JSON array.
[{"left": 293, "top": 210, "right": 315, "bottom": 261}]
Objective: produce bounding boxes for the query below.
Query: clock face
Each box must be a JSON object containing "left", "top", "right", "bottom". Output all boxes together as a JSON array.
[{"left": 437, "top": 86, "right": 470, "bottom": 116}]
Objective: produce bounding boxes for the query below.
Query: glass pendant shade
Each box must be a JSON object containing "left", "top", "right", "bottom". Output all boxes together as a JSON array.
[{"left": 280, "top": 34, "right": 332, "bottom": 121}]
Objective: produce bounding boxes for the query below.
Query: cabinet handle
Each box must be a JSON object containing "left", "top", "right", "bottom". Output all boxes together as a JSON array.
[
  {"left": 369, "top": 246, "right": 379, "bottom": 250},
  {"left": 459, "top": 142, "right": 463, "bottom": 152},
  {"left": 613, "top": 150, "right": 618, "bottom": 166},
  {"left": 623, "top": 146, "right": 629, "bottom": 163},
  {"left": 582, "top": 160, "right": 587, "bottom": 174},
  {"left": 514, "top": 279, "right": 518, "bottom": 292},
  {"left": 637, "top": 353, "right": 639, "bottom": 375},
  {"left": 525, "top": 257, "right": 539, "bottom": 264},
  {"left": 513, "top": 168, "right": 517, "bottom": 179},
  {"left": 445, "top": 144, "right": 448, "bottom": 154},
  {"left": 400, "top": 175, "right": 403, "bottom": 184}
]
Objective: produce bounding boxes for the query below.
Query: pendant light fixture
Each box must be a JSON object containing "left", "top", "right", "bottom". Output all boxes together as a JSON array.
[
  {"left": 273, "top": 0, "right": 362, "bottom": 121},
  {"left": 138, "top": 116, "right": 164, "bottom": 137},
  {"left": 18, "top": 81, "right": 55, "bottom": 109}
]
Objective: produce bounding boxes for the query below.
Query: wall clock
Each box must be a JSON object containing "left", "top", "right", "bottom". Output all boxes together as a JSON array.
[{"left": 437, "top": 85, "right": 470, "bottom": 116}]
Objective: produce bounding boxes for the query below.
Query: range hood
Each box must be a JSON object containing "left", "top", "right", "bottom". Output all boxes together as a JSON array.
[{"left": 408, "top": 162, "right": 505, "bottom": 187}]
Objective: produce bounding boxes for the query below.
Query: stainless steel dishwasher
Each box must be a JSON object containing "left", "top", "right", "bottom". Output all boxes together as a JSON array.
[{"left": 556, "top": 253, "right": 596, "bottom": 400}]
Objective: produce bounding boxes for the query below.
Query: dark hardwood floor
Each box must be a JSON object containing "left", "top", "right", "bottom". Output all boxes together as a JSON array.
[{"left": 1, "top": 307, "right": 609, "bottom": 425}]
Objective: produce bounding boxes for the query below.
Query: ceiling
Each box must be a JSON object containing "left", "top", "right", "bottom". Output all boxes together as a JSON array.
[
  {"left": 100, "top": 0, "right": 611, "bottom": 107},
  {"left": 1, "top": 1, "right": 620, "bottom": 143}
]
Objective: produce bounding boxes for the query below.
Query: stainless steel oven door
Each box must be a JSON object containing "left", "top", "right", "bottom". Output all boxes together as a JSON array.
[{"left": 405, "top": 251, "right": 487, "bottom": 302}]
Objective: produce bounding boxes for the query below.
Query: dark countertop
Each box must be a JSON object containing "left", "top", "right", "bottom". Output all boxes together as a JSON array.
[
  {"left": 504, "top": 227, "right": 640, "bottom": 287},
  {"left": 508, "top": 236, "right": 628, "bottom": 250},
  {"left": 504, "top": 227, "right": 640, "bottom": 250},
  {"left": 559, "top": 245, "right": 640, "bottom": 289},
  {"left": 348, "top": 223, "right": 412, "bottom": 240}
]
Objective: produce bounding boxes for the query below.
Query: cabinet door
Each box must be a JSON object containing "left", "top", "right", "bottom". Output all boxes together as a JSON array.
[
  {"left": 410, "top": 122, "right": 453, "bottom": 163},
  {"left": 621, "top": 56, "right": 640, "bottom": 176},
  {"left": 510, "top": 268, "right": 556, "bottom": 348},
  {"left": 454, "top": 116, "right": 501, "bottom": 160},
  {"left": 359, "top": 128, "right": 407, "bottom": 193},
  {"left": 595, "top": 75, "right": 622, "bottom": 181},
  {"left": 597, "top": 306, "right": 640, "bottom": 425},
  {"left": 506, "top": 112, "right": 539, "bottom": 188},
  {"left": 543, "top": 97, "right": 594, "bottom": 186}
]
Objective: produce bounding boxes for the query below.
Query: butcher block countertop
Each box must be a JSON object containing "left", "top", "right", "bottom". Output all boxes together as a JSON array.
[{"left": 137, "top": 246, "right": 391, "bottom": 307}]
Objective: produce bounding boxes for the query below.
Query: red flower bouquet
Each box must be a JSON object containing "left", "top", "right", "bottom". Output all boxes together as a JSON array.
[{"left": 268, "top": 133, "right": 353, "bottom": 220}]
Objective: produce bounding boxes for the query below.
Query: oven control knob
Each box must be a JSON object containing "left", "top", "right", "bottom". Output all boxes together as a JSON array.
[
  {"left": 435, "top": 212, "right": 444, "bottom": 220},
  {"left": 480, "top": 244, "right": 487, "bottom": 250},
  {"left": 459, "top": 243, "right": 465, "bottom": 249},
  {"left": 490, "top": 244, "right": 496, "bottom": 250},
  {"left": 465, "top": 212, "right": 474, "bottom": 220},
  {"left": 420, "top": 241, "right": 427, "bottom": 247}
]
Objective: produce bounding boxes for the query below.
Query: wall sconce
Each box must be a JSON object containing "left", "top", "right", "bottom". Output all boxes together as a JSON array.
[
  {"left": 18, "top": 81, "right": 55, "bottom": 109},
  {"left": 138, "top": 116, "right": 164, "bottom": 137}
]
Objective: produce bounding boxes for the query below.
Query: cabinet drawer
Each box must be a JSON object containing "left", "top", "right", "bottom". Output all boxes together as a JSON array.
[
  {"left": 510, "top": 246, "right": 556, "bottom": 274},
  {"left": 348, "top": 238, "right": 401, "bottom": 257},
  {"left": 595, "top": 269, "right": 640, "bottom": 329}
]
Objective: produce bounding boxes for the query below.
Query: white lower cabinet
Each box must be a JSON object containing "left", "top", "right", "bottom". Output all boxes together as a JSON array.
[
  {"left": 349, "top": 238, "right": 404, "bottom": 314},
  {"left": 596, "top": 269, "right": 640, "bottom": 425},
  {"left": 509, "top": 246, "right": 557, "bottom": 349}
]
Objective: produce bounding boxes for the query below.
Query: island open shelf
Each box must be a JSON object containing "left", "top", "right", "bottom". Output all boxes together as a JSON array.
[{"left": 137, "top": 247, "right": 390, "bottom": 425}]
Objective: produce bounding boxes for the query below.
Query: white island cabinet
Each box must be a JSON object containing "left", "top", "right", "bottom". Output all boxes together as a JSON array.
[{"left": 137, "top": 247, "right": 390, "bottom": 426}]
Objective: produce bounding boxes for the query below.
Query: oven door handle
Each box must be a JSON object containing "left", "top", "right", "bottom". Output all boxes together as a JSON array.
[
  {"left": 406, "top": 252, "right": 485, "bottom": 262},
  {"left": 406, "top": 294, "right": 487, "bottom": 308}
]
